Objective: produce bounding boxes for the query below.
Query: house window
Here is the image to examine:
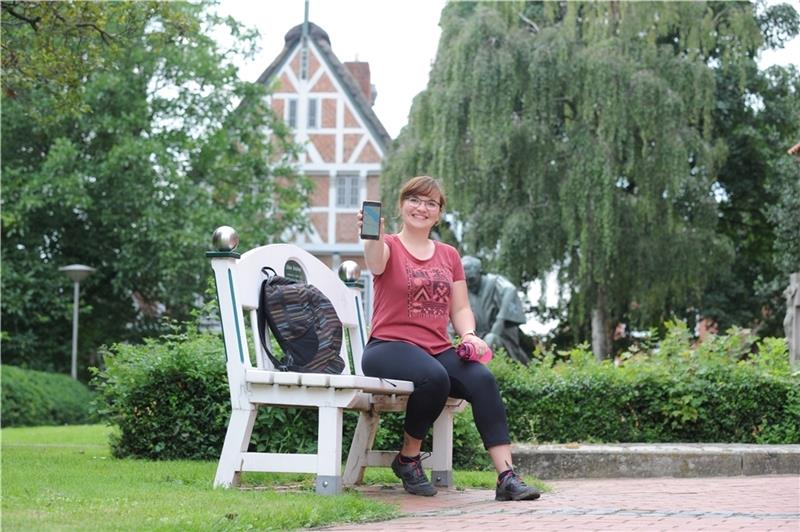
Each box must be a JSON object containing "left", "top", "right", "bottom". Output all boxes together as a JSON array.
[
  {"left": 287, "top": 99, "right": 298, "bottom": 128},
  {"left": 307, "top": 98, "right": 318, "bottom": 129},
  {"left": 336, "top": 174, "right": 360, "bottom": 208}
]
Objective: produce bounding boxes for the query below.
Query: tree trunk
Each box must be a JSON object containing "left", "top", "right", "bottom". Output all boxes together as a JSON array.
[{"left": 591, "top": 291, "right": 611, "bottom": 361}]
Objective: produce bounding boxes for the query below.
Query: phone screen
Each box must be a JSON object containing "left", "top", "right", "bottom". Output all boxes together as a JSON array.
[{"left": 361, "top": 201, "right": 381, "bottom": 240}]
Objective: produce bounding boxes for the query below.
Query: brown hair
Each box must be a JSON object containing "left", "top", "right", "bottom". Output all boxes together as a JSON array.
[{"left": 397, "top": 176, "right": 446, "bottom": 211}]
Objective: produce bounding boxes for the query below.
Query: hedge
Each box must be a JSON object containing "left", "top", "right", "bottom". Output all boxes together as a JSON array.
[
  {"left": 493, "top": 324, "right": 799, "bottom": 444},
  {"left": 1, "top": 365, "right": 98, "bottom": 427},
  {"left": 92, "top": 322, "right": 799, "bottom": 469},
  {"left": 92, "top": 330, "right": 487, "bottom": 467}
]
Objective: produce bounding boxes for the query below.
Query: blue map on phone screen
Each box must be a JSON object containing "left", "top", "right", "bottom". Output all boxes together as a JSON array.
[{"left": 364, "top": 207, "right": 380, "bottom": 235}]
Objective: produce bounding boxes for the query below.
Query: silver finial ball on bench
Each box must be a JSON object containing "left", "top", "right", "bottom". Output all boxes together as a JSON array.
[
  {"left": 212, "top": 226, "right": 239, "bottom": 252},
  {"left": 338, "top": 260, "right": 361, "bottom": 283}
]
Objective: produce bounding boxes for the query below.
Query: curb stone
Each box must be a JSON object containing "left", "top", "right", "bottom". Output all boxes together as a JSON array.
[{"left": 511, "top": 442, "right": 800, "bottom": 479}]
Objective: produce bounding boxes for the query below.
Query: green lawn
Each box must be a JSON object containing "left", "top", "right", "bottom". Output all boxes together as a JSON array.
[
  {"left": 1, "top": 425, "right": 396, "bottom": 531},
  {"left": 2, "top": 425, "right": 545, "bottom": 531}
]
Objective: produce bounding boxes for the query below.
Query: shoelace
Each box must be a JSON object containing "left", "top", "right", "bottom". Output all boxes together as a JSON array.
[
  {"left": 403, "top": 451, "right": 432, "bottom": 479},
  {"left": 499, "top": 460, "right": 525, "bottom": 485}
]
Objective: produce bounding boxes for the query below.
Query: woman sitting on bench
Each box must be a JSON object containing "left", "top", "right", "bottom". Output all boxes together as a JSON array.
[{"left": 357, "top": 175, "right": 540, "bottom": 501}]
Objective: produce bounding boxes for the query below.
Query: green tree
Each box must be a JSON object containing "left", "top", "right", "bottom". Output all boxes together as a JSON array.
[
  {"left": 762, "top": 63, "right": 800, "bottom": 319},
  {"left": 677, "top": 1, "right": 800, "bottom": 335},
  {"left": 2, "top": 1, "right": 180, "bottom": 122},
  {"left": 701, "top": 61, "right": 800, "bottom": 335},
  {"left": 1, "top": 1, "right": 310, "bottom": 377},
  {"left": 384, "top": 1, "right": 796, "bottom": 358},
  {"left": 766, "top": 143, "right": 800, "bottom": 280}
]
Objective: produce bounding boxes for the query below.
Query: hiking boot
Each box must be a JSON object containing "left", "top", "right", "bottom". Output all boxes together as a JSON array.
[
  {"left": 495, "top": 470, "right": 541, "bottom": 501},
  {"left": 391, "top": 452, "right": 437, "bottom": 496}
]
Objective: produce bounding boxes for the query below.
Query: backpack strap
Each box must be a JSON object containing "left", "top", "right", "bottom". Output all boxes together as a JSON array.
[{"left": 257, "top": 268, "right": 288, "bottom": 370}]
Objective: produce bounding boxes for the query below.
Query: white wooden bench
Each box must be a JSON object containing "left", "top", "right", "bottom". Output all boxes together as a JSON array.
[{"left": 207, "top": 227, "right": 465, "bottom": 494}]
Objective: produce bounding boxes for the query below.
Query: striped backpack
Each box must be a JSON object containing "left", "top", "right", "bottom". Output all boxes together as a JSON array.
[{"left": 257, "top": 267, "right": 345, "bottom": 374}]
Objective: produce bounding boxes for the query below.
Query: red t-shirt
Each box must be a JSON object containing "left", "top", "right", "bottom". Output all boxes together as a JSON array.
[{"left": 369, "top": 234, "right": 465, "bottom": 355}]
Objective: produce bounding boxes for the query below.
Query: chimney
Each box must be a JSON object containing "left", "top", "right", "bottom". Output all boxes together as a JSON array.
[{"left": 344, "top": 61, "right": 376, "bottom": 105}]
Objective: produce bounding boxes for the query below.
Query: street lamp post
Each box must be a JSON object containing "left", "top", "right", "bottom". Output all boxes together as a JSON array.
[{"left": 59, "top": 264, "right": 95, "bottom": 379}]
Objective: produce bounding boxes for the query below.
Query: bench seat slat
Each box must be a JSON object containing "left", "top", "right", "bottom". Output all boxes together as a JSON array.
[
  {"left": 328, "top": 374, "right": 414, "bottom": 394},
  {"left": 244, "top": 370, "right": 274, "bottom": 384},
  {"left": 299, "top": 373, "right": 329, "bottom": 387},
  {"left": 244, "top": 369, "right": 414, "bottom": 394},
  {"left": 272, "top": 372, "right": 301, "bottom": 385}
]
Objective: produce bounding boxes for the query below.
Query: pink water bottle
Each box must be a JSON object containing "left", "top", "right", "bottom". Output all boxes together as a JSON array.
[{"left": 456, "top": 342, "right": 493, "bottom": 365}]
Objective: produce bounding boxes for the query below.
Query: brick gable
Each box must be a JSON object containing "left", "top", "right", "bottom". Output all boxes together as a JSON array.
[
  {"left": 312, "top": 72, "right": 336, "bottom": 93},
  {"left": 309, "top": 134, "right": 336, "bottom": 163},
  {"left": 277, "top": 72, "right": 297, "bottom": 93},
  {"left": 343, "top": 134, "right": 363, "bottom": 163},
  {"left": 322, "top": 98, "right": 336, "bottom": 128},
  {"left": 356, "top": 140, "right": 381, "bottom": 163},
  {"left": 344, "top": 105, "right": 360, "bottom": 128}
]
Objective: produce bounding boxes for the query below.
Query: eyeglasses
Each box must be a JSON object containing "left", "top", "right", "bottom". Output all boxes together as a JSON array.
[{"left": 406, "top": 196, "right": 441, "bottom": 211}]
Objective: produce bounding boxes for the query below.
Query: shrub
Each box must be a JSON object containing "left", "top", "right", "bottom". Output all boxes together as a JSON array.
[
  {"left": 493, "top": 323, "right": 799, "bottom": 444},
  {"left": 94, "top": 329, "right": 231, "bottom": 459},
  {"left": 1, "top": 365, "right": 97, "bottom": 427},
  {"left": 94, "top": 321, "right": 799, "bottom": 468},
  {"left": 93, "top": 327, "right": 488, "bottom": 467},
  {"left": 95, "top": 328, "right": 321, "bottom": 460}
]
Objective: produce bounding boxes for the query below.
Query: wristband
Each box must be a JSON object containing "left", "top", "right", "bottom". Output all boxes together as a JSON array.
[{"left": 461, "top": 330, "right": 476, "bottom": 338}]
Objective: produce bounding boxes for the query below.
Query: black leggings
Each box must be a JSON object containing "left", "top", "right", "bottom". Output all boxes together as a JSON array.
[{"left": 362, "top": 339, "right": 510, "bottom": 449}]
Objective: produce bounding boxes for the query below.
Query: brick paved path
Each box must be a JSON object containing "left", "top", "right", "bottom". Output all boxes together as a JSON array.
[{"left": 322, "top": 475, "right": 800, "bottom": 531}]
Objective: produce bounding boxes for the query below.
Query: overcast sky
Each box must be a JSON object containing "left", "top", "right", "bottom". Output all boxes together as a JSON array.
[{"left": 217, "top": 0, "right": 799, "bottom": 140}]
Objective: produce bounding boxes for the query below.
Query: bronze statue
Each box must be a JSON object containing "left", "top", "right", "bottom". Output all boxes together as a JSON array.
[
  {"left": 784, "top": 273, "right": 799, "bottom": 368},
  {"left": 462, "top": 256, "right": 531, "bottom": 364}
]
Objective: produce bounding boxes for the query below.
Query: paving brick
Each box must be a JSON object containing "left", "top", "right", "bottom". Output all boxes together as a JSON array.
[{"left": 318, "top": 475, "right": 800, "bottom": 531}]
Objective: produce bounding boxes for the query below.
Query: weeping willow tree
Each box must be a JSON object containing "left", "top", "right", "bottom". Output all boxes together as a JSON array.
[{"left": 382, "top": 0, "right": 780, "bottom": 358}]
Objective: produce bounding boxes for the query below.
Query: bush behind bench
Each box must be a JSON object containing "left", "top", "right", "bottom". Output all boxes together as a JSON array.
[
  {"left": 493, "top": 351, "right": 799, "bottom": 445},
  {"left": 91, "top": 330, "right": 487, "bottom": 465},
  {"left": 1, "top": 365, "right": 98, "bottom": 427},
  {"left": 92, "top": 323, "right": 799, "bottom": 468}
]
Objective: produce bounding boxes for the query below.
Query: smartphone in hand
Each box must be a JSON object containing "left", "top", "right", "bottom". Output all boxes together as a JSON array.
[{"left": 360, "top": 201, "right": 382, "bottom": 240}]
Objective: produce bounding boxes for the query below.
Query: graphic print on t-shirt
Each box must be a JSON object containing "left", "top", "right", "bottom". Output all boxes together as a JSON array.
[{"left": 406, "top": 263, "right": 451, "bottom": 319}]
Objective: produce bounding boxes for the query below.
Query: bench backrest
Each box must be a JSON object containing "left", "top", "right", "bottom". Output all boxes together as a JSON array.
[{"left": 209, "top": 244, "right": 369, "bottom": 388}]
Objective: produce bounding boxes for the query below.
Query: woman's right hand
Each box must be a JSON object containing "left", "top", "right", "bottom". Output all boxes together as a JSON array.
[{"left": 358, "top": 209, "right": 389, "bottom": 275}]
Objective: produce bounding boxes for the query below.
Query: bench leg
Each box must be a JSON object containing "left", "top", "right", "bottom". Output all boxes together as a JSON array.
[
  {"left": 343, "top": 410, "right": 381, "bottom": 486},
  {"left": 214, "top": 407, "right": 257, "bottom": 488},
  {"left": 316, "top": 406, "right": 343, "bottom": 495},
  {"left": 431, "top": 406, "right": 455, "bottom": 487}
]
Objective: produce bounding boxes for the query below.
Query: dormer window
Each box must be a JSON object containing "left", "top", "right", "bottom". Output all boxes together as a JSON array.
[
  {"left": 307, "top": 98, "right": 318, "bottom": 129},
  {"left": 287, "top": 99, "right": 298, "bottom": 128}
]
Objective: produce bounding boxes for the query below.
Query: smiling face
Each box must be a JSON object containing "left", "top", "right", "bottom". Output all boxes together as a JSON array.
[
  {"left": 401, "top": 193, "right": 441, "bottom": 230},
  {"left": 397, "top": 176, "right": 445, "bottom": 232}
]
